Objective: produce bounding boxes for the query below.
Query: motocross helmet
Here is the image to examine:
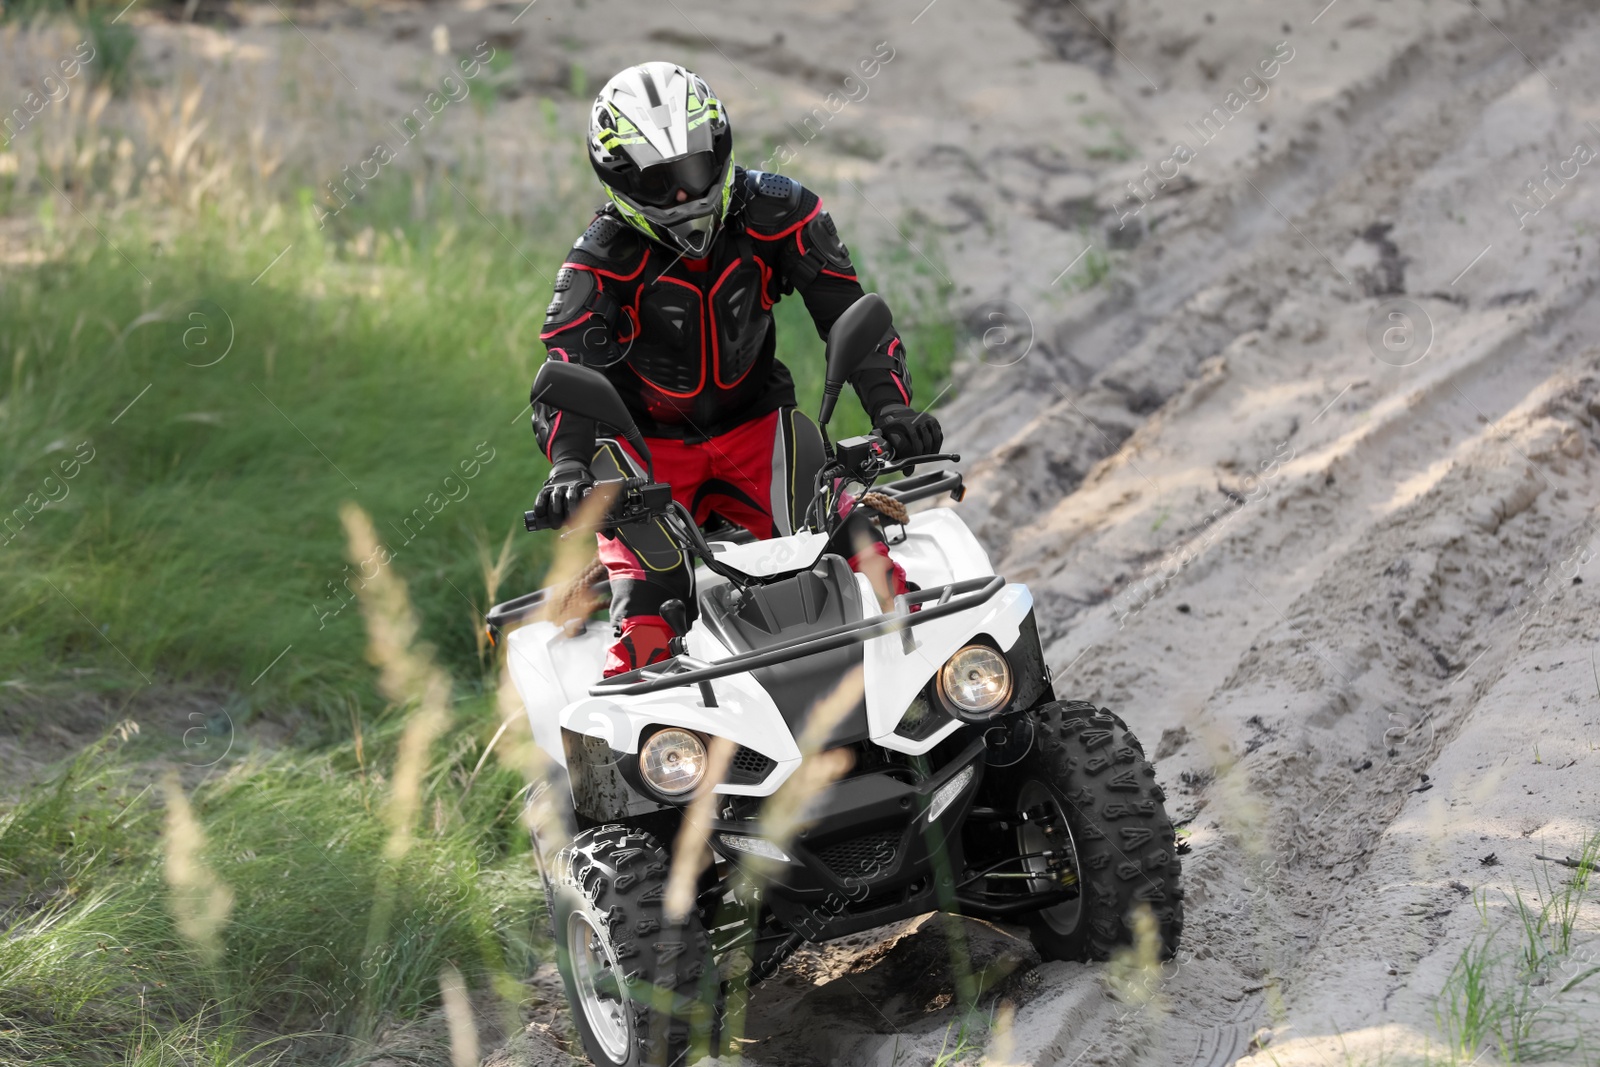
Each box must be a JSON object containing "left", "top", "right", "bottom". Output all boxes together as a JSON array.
[{"left": 588, "top": 62, "right": 735, "bottom": 258}]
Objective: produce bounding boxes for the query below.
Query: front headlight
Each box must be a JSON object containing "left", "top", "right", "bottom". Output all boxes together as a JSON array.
[
  {"left": 938, "top": 644, "right": 1013, "bottom": 718},
  {"left": 638, "top": 728, "right": 707, "bottom": 797}
]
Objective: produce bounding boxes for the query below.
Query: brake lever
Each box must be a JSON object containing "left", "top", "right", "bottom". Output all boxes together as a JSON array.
[{"left": 879, "top": 451, "right": 962, "bottom": 474}]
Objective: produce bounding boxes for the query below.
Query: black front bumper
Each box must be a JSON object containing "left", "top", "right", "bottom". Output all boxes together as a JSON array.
[{"left": 711, "top": 738, "right": 986, "bottom": 938}]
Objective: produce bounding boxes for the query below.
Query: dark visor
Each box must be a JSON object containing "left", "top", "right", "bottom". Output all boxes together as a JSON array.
[{"left": 629, "top": 151, "right": 719, "bottom": 208}]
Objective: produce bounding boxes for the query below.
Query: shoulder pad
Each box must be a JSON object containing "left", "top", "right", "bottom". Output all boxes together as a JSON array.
[
  {"left": 572, "top": 209, "right": 643, "bottom": 266},
  {"left": 544, "top": 265, "right": 599, "bottom": 330},
  {"left": 741, "top": 169, "right": 808, "bottom": 232}
]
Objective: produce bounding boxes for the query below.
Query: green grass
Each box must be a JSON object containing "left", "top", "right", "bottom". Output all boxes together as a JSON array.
[
  {"left": 0, "top": 187, "right": 952, "bottom": 726},
  {"left": 0, "top": 156, "right": 957, "bottom": 1062},
  {"left": 1, "top": 201, "right": 554, "bottom": 725},
  {"left": 2, "top": 0, "right": 138, "bottom": 93},
  {"left": 0, "top": 703, "right": 539, "bottom": 1064},
  {"left": 1436, "top": 837, "right": 1600, "bottom": 1063}
]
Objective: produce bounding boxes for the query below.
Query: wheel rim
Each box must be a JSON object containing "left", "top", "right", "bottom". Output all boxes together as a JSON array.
[
  {"left": 1017, "top": 779, "right": 1084, "bottom": 936},
  {"left": 567, "top": 910, "right": 632, "bottom": 1063}
]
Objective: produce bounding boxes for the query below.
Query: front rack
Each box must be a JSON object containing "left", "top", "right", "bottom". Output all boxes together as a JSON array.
[
  {"left": 875, "top": 468, "right": 965, "bottom": 507},
  {"left": 589, "top": 574, "right": 1006, "bottom": 698},
  {"left": 485, "top": 580, "right": 610, "bottom": 634}
]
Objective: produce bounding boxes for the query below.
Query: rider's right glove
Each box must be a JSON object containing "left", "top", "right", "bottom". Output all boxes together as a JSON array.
[
  {"left": 874, "top": 405, "right": 943, "bottom": 470},
  {"left": 532, "top": 458, "right": 595, "bottom": 528}
]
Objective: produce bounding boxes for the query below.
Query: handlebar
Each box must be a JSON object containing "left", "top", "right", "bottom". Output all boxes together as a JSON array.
[
  {"left": 523, "top": 436, "right": 964, "bottom": 585},
  {"left": 832, "top": 433, "right": 960, "bottom": 479},
  {"left": 523, "top": 478, "right": 674, "bottom": 533}
]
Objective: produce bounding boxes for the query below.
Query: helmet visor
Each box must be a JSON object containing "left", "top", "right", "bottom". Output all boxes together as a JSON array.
[{"left": 629, "top": 151, "right": 719, "bottom": 208}]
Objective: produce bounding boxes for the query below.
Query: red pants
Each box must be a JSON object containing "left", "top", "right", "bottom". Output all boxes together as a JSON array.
[{"left": 592, "top": 408, "right": 906, "bottom": 675}]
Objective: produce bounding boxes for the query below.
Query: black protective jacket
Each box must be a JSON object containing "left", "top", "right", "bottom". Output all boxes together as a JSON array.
[{"left": 534, "top": 168, "right": 912, "bottom": 464}]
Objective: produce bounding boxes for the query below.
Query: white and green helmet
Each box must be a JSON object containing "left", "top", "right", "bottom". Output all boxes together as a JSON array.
[{"left": 588, "top": 61, "right": 735, "bottom": 257}]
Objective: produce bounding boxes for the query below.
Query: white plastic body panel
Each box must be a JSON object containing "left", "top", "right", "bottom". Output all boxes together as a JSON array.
[
  {"left": 505, "top": 610, "right": 803, "bottom": 795},
  {"left": 707, "top": 531, "right": 830, "bottom": 577},
  {"left": 501, "top": 507, "right": 1026, "bottom": 794},
  {"left": 864, "top": 583, "right": 1033, "bottom": 754},
  {"left": 504, "top": 620, "right": 607, "bottom": 769}
]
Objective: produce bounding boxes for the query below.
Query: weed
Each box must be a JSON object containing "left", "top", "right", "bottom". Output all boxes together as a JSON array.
[
  {"left": 1065, "top": 244, "right": 1112, "bottom": 291},
  {"left": 85, "top": 6, "right": 137, "bottom": 94},
  {"left": 933, "top": 1006, "right": 991, "bottom": 1066},
  {"left": 1078, "top": 112, "right": 1135, "bottom": 162},
  {"left": 1436, "top": 837, "right": 1600, "bottom": 1062}
]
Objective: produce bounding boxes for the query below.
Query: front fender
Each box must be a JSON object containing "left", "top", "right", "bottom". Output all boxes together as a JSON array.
[
  {"left": 865, "top": 582, "right": 1036, "bottom": 753},
  {"left": 560, "top": 666, "right": 803, "bottom": 797}
]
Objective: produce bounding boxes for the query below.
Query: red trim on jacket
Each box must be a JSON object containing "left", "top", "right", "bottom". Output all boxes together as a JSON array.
[
  {"left": 562, "top": 246, "right": 651, "bottom": 282},
  {"left": 745, "top": 200, "right": 822, "bottom": 242},
  {"left": 750, "top": 253, "right": 776, "bottom": 309}
]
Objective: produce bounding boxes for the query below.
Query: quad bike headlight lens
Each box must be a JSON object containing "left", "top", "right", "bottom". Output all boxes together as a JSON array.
[
  {"left": 638, "top": 728, "right": 707, "bottom": 797},
  {"left": 938, "top": 645, "right": 1013, "bottom": 718}
]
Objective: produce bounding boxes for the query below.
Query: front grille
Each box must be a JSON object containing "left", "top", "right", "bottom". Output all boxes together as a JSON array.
[
  {"left": 814, "top": 828, "right": 900, "bottom": 883},
  {"left": 726, "top": 746, "right": 776, "bottom": 785},
  {"left": 894, "top": 693, "right": 952, "bottom": 742}
]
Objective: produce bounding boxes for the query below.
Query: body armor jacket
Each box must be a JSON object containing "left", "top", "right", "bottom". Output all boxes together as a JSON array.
[{"left": 535, "top": 168, "right": 912, "bottom": 462}]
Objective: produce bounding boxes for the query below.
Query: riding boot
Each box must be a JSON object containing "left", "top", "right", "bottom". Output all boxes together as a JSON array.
[
  {"left": 602, "top": 614, "right": 678, "bottom": 678},
  {"left": 847, "top": 539, "right": 914, "bottom": 611}
]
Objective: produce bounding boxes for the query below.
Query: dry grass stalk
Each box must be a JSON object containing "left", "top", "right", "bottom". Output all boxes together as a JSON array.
[
  {"left": 496, "top": 662, "right": 575, "bottom": 868},
  {"left": 533, "top": 481, "right": 619, "bottom": 633},
  {"left": 752, "top": 667, "right": 866, "bottom": 862},
  {"left": 981, "top": 999, "right": 1018, "bottom": 1067},
  {"left": 339, "top": 502, "right": 452, "bottom": 863},
  {"left": 471, "top": 526, "right": 518, "bottom": 660},
  {"left": 664, "top": 736, "right": 737, "bottom": 922},
  {"left": 161, "top": 771, "right": 235, "bottom": 966},
  {"left": 439, "top": 963, "right": 480, "bottom": 1067},
  {"left": 1105, "top": 903, "right": 1167, "bottom": 1013}
]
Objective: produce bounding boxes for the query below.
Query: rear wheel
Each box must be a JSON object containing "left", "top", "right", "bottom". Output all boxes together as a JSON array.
[
  {"left": 553, "top": 825, "right": 720, "bottom": 1066},
  {"left": 1008, "top": 700, "right": 1183, "bottom": 961}
]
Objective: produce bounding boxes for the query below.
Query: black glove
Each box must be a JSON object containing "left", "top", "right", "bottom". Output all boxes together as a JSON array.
[
  {"left": 532, "top": 458, "right": 594, "bottom": 528},
  {"left": 874, "top": 404, "right": 943, "bottom": 468}
]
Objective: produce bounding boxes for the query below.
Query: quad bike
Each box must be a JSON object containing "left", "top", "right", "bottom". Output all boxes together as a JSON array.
[{"left": 489, "top": 295, "right": 1183, "bottom": 1066}]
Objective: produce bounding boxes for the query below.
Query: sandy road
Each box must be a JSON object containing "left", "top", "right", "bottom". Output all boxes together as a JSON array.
[
  {"left": 928, "top": 2, "right": 1600, "bottom": 1064},
  {"left": 689, "top": 0, "right": 1600, "bottom": 1063}
]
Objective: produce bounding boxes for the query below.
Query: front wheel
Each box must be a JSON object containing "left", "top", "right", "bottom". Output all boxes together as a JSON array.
[
  {"left": 1007, "top": 701, "right": 1183, "bottom": 961},
  {"left": 552, "top": 825, "right": 719, "bottom": 1066}
]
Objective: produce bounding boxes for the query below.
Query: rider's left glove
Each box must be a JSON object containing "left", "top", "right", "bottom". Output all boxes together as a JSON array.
[
  {"left": 874, "top": 405, "right": 943, "bottom": 469},
  {"left": 532, "top": 458, "right": 595, "bottom": 528}
]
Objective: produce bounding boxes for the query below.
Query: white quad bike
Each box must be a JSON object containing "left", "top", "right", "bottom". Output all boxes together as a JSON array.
[{"left": 490, "top": 295, "right": 1183, "bottom": 1066}]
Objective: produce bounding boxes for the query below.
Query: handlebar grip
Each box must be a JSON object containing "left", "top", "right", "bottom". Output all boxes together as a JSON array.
[{"left": 524, "top": 479, "right": 673, "bottom": 534}]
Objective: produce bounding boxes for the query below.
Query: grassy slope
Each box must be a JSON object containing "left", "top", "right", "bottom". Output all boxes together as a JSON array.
[
  {"left": 1, "top": 195, "right": 948, "bottom": 718},
  {"left": 0, "top": 155, "right": 954, "bottom": 1060}
]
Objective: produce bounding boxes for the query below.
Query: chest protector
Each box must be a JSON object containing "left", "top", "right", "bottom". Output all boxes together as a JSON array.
[{"left": 628, "top": 232, "right": 774, "bottom": 401}]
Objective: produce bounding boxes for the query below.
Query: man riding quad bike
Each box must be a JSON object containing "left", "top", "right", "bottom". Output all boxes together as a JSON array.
[
  {"left": 529, "top": 60, "right": 941, "bottom": 679},
  {"left": 501, "top": 61, "right": 1183, "bottom": 1067}
]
